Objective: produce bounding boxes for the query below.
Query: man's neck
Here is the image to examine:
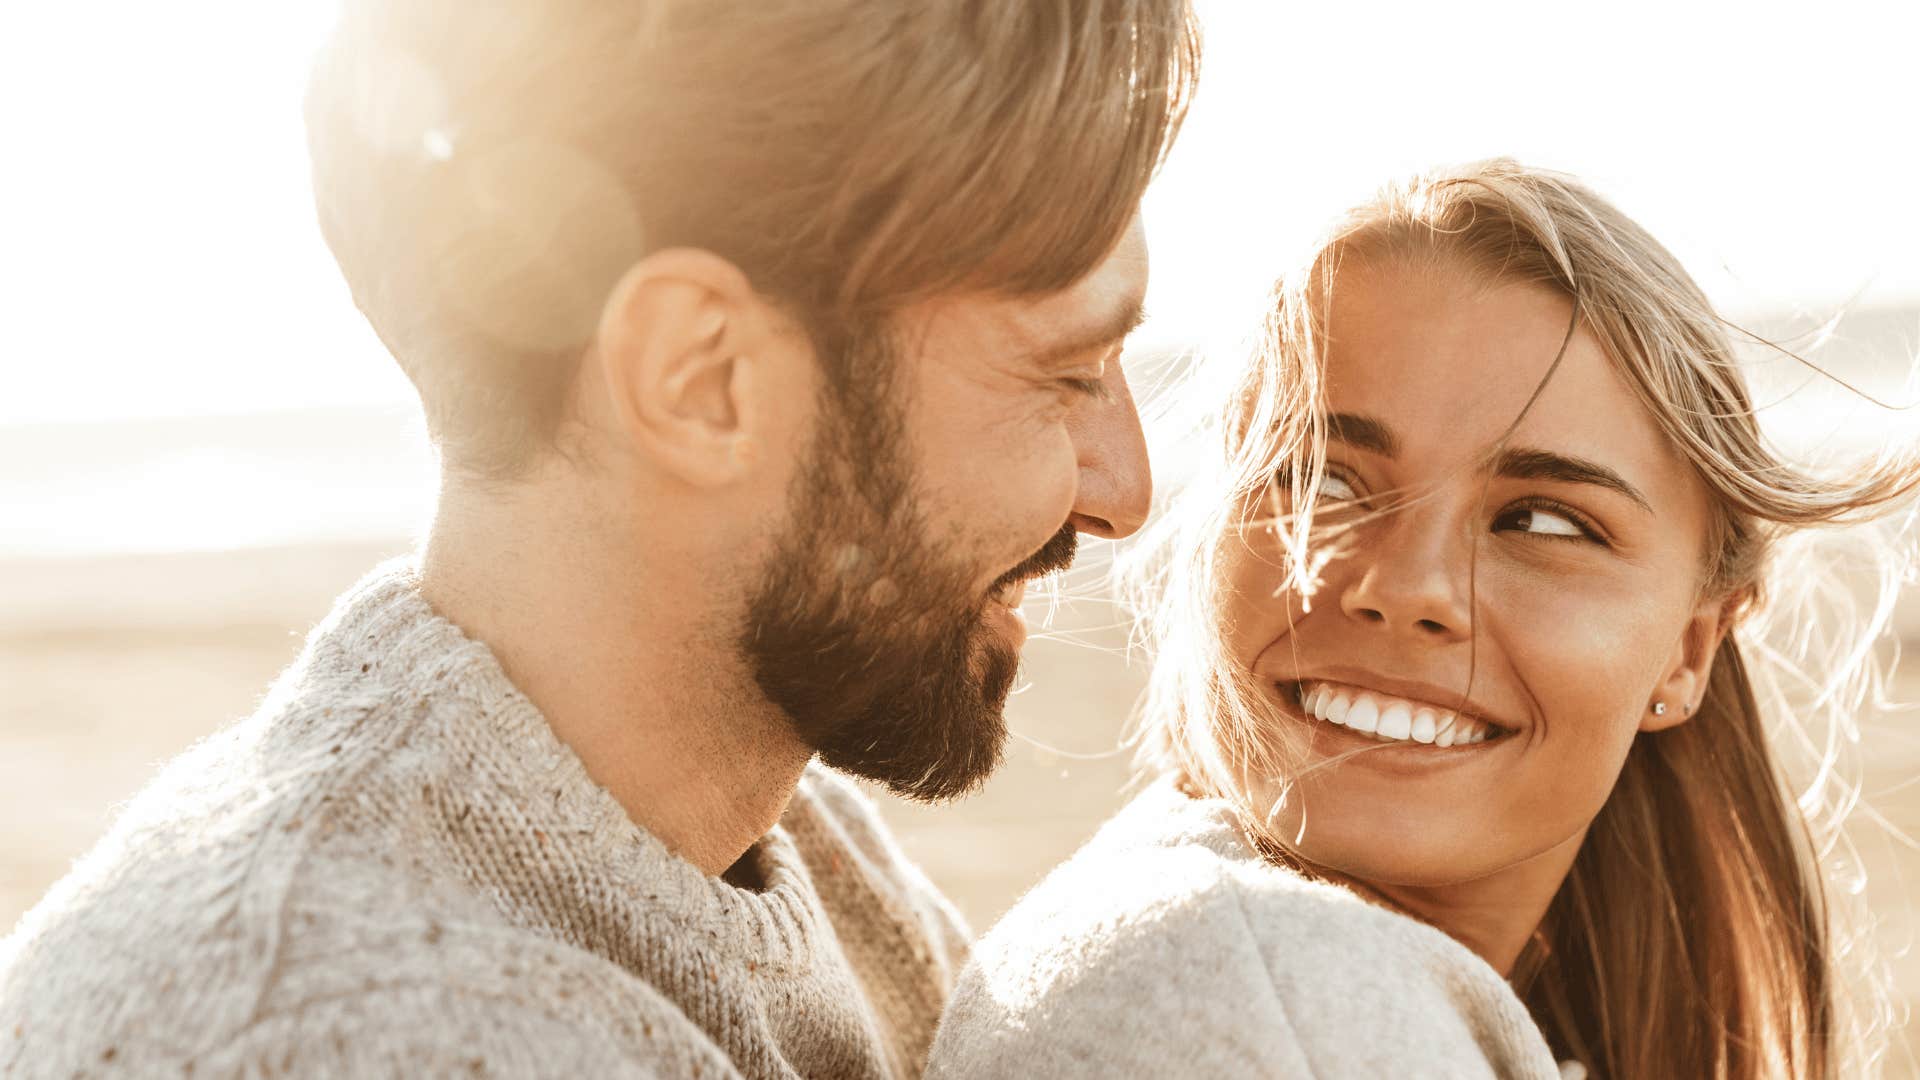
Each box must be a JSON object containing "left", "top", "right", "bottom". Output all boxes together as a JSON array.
[{"left": 416, "top": 475, "right": 813, "bottom": 878}]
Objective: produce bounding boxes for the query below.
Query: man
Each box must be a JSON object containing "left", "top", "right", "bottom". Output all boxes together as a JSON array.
[{"left": 0, "top": 2, "right": 1197, "bottom": 1076}]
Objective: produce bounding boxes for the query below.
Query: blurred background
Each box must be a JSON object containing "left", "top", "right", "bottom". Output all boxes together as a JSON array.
[{"left": 4, "top": 0, "right": 1919, "bottom": 1070}]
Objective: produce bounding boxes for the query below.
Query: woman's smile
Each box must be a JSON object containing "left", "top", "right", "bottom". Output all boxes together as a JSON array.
[
  {"left": 1290, "top": 680, "right": 1506, "bottom": 746},
  {"left": 1266, "top": 674, "right": 1519, "bottom": 774}
]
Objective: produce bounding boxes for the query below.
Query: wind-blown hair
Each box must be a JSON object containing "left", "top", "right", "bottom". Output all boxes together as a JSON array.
[
  {"left": 1121, "top": 158, "right": 1920, "bottom": 1078},
  {"left": 306, "top": 0, "right": 1201, "bottom": 476}
]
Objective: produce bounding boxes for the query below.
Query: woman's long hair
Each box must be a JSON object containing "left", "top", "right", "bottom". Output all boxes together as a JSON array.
[{"left": 1121, "top": 159, "right": 1920, "bottom": 1078}]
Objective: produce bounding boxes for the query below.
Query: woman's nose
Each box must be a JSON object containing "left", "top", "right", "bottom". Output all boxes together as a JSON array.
[{"left": 1335, "top": 505, "right": 1473, "bottom": 643}]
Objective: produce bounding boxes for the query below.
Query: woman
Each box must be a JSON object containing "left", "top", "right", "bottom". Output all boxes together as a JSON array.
[{"left": 925, "top": 160, "right": 1919, "bottom": 1078}]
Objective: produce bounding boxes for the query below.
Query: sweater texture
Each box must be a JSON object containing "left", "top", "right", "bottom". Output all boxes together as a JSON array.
[
  {"left": 926, "top": 776, "right": 1568, "bottom": 1079},
  {"left": 0, "top": 560, "right": 969, "bottom": 1078}
]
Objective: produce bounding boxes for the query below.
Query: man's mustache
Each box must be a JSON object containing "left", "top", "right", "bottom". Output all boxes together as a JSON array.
[{"left": 989, "top": 523, "right": 1078, "bottom": 594}]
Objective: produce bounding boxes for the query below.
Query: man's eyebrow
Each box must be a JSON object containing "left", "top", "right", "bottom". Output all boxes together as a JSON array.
[
  {"left": 1324, "top": 412, "right": 1401, "bottom": 457},
  {"left": 1026, "top": 296, "right": 1148, "bottom": 368},
  {"left": 1494, "top": 448, "right": 1653, "bottom": 512}
]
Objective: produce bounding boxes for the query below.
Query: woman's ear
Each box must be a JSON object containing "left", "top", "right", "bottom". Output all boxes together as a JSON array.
[
  {"left": 592, "top": 248, "right": 784, "bottom": 487},
  {"left": 1643, "top": 593, "right": 1738, "bottom": 733}
]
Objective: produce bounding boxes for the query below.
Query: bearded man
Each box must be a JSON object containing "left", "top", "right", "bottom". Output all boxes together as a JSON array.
[{"left": 0, "top": 2, "right": 1198, "bottom": 1075}]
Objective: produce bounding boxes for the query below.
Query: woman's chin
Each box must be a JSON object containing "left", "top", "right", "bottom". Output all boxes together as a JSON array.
[{"left": 1273, "top": 817, "right": 1505, "bottom": 892}]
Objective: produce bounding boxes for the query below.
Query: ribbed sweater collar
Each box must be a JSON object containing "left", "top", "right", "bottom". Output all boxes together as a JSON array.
[{"left": 304, "top": 557, "right": 835, "bottom": 971}]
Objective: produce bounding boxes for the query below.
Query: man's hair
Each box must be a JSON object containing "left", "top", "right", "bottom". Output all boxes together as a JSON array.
[{"left": 306, "top": 1, "right": 1201, "bottom": 476}]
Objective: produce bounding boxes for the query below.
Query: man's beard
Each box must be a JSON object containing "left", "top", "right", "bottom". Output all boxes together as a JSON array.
[{"left": 742, "top": 329, "right": 1075, "bottom": 803}]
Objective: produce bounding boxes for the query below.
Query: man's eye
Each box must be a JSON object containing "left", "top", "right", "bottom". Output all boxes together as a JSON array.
[{"left": 1056, "top": 376, "right": 1108, "bottom": 400}]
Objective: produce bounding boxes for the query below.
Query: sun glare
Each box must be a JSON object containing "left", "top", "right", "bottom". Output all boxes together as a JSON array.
[{"left": 1, "top": 0, "right": 1915, "bottom": 558}]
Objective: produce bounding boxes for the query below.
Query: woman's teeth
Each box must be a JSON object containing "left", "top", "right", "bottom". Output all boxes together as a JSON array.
[{"left": 1294, "top": 681, "right": 1499, "bottom": 747}]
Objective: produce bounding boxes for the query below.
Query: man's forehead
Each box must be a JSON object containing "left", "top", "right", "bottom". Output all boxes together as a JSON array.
[
  {"left": 1003, "top": 224, "right": 1150, "bottom": 355},
  {"left": 896, "top": 220, "right": 1148, "bottom": 361}
]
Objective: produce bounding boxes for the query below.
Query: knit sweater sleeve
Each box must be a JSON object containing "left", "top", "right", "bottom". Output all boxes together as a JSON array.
[
  {"left": 198, "top": 986, "right": 737, "bottom": 1079},
  {"left": 925, "top": 870, "right": 1318, "bottom": 1078}
]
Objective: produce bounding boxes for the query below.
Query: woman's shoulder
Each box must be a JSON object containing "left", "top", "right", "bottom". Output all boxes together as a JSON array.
[
  {"left": 982, "top": 778, "right": 1432, "bottom": 954},
  {"left": 948, "top": 776, "right": 1451, "bottom": 1012},
  {"left": 926, "top": 777, "right": 1561, "bottom": 1079}
]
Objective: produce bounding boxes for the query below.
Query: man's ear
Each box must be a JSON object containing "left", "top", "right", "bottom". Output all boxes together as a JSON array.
[
  {"left": 1643, "top": 592, "right": 1737, "bottom": 733},
  {"left": 593, "top": 248, "right": 777, "bottom": 486}
]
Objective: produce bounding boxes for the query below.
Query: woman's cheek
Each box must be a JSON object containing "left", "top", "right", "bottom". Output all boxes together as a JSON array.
[
  {"left": 1216, "top": 532, "right": 1288, "bottom": 660},
  {"left": 1493, "top": 580, "right": 1669, "bottom": 813},
  {"left": 1490, "top": 562, "right": 1672, "bottom": 714}
]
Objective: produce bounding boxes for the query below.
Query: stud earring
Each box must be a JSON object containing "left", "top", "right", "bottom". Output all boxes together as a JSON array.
[{"left": 1652, "top": 701, "right": 1668, "bottom": 717}]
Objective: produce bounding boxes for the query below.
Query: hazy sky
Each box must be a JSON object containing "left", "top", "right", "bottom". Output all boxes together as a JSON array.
[{"left": 5, "top": 0, "right": 1917, "bottom": 426}]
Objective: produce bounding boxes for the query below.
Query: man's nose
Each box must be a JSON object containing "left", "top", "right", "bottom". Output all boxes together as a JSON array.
[{"left": 1065, "top": 362, "right": 1151, "bottom": 539}]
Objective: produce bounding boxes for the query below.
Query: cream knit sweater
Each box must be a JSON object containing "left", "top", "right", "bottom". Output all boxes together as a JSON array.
[
  {"left": 0, "top": 561, "right": 969, "bottom": 1078},
  {"left": 926, "top": 777, "right": 1569, "bottom": 1079}
]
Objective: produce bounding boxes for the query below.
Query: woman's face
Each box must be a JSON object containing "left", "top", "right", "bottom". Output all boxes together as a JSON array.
[{"left": 1223, "top": 258, "right": 1724, "bottom": 888}]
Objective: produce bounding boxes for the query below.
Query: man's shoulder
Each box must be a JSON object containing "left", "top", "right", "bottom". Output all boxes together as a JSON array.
[
  {"left": 208, "top": 984, "right": 729, "bottom": 1079},
  {"left": 0, "top": 680, "right": 636, "bottom": 1076},
  {"left": 0, "top": 717, "right": 392, "bottom": 1050},
  {"left": 0, "top": 731, "right": 717, "bottom": 1077},
  {"left": 2, "top": 960, "right": 731, "bottom": 1079}
]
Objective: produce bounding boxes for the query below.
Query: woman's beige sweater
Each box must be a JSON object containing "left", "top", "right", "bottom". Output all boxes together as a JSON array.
[
  {"left": 926, "top": 777, "right": 1569, "bottom": 1079},
  {"left": 0, "top": 561, "right": 968, "bottom": 1078}
]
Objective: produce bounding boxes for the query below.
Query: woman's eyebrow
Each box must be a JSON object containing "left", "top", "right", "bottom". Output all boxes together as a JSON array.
[
  {"left": 1324, "top": 412, "right": 1400, "bottom": 456},
  {"left": 1323, "top": 411, "right": 1652, "bottom": 512},
  {"left": 1492, "top": 447, "right": 1653, "bottom": 512}
]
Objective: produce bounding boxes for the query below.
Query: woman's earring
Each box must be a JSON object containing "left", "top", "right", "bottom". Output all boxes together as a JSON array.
[{"left": 1652, "top": 701, "right": 1668, "bottom": 717}]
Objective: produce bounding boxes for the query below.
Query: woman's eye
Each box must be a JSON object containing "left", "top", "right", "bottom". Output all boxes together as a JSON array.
[
  {"left": 1317, "top": 474, "right": 1359, "bottom": 502},
  {"left": 1271, "top": 467, "right": 1360, "bottom": 504},
  {"left": 1494, "top": 505, "right": 1588, "bottom": 539}
]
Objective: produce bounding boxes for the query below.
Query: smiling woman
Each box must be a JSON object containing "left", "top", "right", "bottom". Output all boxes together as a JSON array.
[{"left": 924, "top": 160, "right": 1920, "bottom": 1080}]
